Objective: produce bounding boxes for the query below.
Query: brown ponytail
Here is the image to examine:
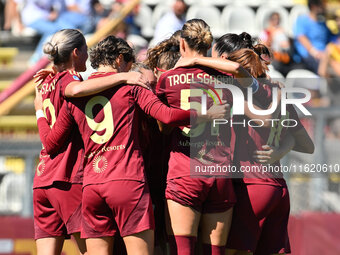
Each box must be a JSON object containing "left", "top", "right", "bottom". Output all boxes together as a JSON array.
[
  {"left": 145, "top": 31, "right": 180, "bottom": 70},
  {"left": 228, "top": 48, "right": 268, "bottom": 78}
]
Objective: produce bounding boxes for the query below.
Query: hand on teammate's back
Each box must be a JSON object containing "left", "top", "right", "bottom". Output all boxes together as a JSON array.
[
  {"left": 206, "top": 101, "right": 231, "bottom": 120},
  {"left": 252, "top": 145, "right": 282, "bottom": 164},
  {"left": 124, "top": 72, "right": 150, "bottom": 90},
  {"left": 34, "top": 67, "right": 57, "bottom": 87}
]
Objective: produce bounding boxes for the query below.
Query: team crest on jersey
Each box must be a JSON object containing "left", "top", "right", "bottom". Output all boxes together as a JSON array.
[
  {"left": 36, "top": 159, "right": 45, "bottom": 176},
  {"left": 93, "top": 155, "right": 108, "bottom": 173},
  {"left": 73, "top": 75, "right": 80, "bottom": 81}
]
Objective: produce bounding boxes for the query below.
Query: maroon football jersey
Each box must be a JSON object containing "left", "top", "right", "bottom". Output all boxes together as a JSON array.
[
  {"left": 156, "top": 65, "right": 236, "bottom": 180},
  {"left": 233, "top": 97, "right": 304, "bottom": 186},
  {"left": 37, "top": 72, "right": 197, "bottom": 187},
  {"left": 34, "top": 71, "right": 84, "bottom": 188}
]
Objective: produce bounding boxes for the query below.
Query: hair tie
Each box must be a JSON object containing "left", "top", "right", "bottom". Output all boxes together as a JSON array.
[
  {"left": 156, "top": 67, "right": 167, "bottom": 72},
  {"left": 51, "top": 43, "right": 58, "bottom": 56}
]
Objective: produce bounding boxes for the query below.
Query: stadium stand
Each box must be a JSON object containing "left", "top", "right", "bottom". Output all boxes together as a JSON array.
[
  {"left": 143, "top": 0, "right": 162, "bottom": 6},
  {"left": 221, "top": 5, "right": 257, "bottom": 36},
  {"left": 233, "top": 0, "right": 266, "bottom": 7},
  {"left": 267, "top": 65, "right": 286, "bottom": 80},
  {"left": 186, "top": 5, "right": 223, "bottom": 38},
  {"left": 135, "top": 4, "right": 154, "bottom": 38},
  {"left": 193, "top": 0, "right": 232, "bottom": 7},
  {"left": 151, "top": 4, "right": 170, "bottom": 28},
  {"left": 268, "top": 0, "right": 295, "bottom": 7},
  {"left": 286, "top": 69, "right": 328, "bottom": 96}
]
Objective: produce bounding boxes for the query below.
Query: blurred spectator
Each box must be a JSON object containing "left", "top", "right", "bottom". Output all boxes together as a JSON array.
[
  {"left": 84, "top": 0, "right": 111, "bottom": 34},
  {"left": 57, "top": 0, "right": 93, "bottom": 34},
  {"left": 13, "top": 0, "right": 66, "bottom": 65},
  {"left": 3, "top": 0, "right": 22, "bottom": 31},
  {"left": 117, "top": 0, "right": 141, "bottom": 36},
  {"left": 1, "top": 0, "right": 9, "bottom": 30},
  {"left": 293, "top": 0, "right": 333, "bottom": 73},
  {"left": 318, "top": 9, "right": 340, "bottom": 100},
  {"left": 153, "top": 0, "right": 187, "bottom": 44},
  {"left": 96, "top": 0, "right": 140, "bottom": 39},
  {"left": 319, "top": 10, "right": 340, "bottom": 77},
  {"left": 260, "top": 12, "right": 292, "bottom": 76}
]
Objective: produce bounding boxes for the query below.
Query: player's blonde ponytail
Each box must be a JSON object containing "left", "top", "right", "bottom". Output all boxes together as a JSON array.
[{"left": 181, "top": 19, "right": 213, "bottom": 55}]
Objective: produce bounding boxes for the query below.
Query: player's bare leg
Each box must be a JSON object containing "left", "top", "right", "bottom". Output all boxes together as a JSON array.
[
  {"left": 167, "top": 199, "right": 201, "bottom": 254},
  {"left": 86, "top": 237, "right": 113, "bottom": 255},
  {"left": 123, "top": 229, "right": 154, "bottom": 255},
  {"left": 36, "top": 236, "right": 64, "bottom": 255},
  {"left": 201, "top": 208, "right": 233, "bottom": 246},
  {"left": 167, "top": 199, "right": 201, "bottom": 236},
  {"left": 72, "top": 232, "right": 88, "bottom": 255},
  {"left": 226, "top": 249, "right": 252, "bottom": 255}
]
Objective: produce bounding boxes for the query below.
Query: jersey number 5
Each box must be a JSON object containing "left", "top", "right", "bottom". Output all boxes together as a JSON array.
[{"left": 180, "top": 89, "right": 222, "bottom": 137}]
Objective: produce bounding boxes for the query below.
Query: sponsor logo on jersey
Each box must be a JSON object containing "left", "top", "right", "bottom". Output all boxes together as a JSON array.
[
  {"left": 73, "top": 75, "right": 80, "bottom": 81},
  {"left": 93, "top": 155, "right": 108, "bottom": 173}
]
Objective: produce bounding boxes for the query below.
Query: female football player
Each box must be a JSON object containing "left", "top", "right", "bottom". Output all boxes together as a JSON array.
[
  {"left": 155, "top": 19, "right": 259, "bottom": 255},
  {"left": 212, "top": 33, "right": 314, "bottom": 255}
]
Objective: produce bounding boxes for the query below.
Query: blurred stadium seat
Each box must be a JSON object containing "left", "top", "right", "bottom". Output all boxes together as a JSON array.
[
  {"left": 233, "top": 0, "right": 266, "bottom": 7},
  {"left": 267, "top": 65, "right": 285, "bottom": 81},
  {"left": 196, "top": 0, "right": 233, "bottom": 7},
  {"left": 151, "top": 4, "right": 170, "bottom": 28},
  {"left": 186, "top": 5, "right": 223, "bottom": 38},
  {"left": 256, "top": 4, "right": 290, "bottom": 34},
  {"left": 267, "top": 0, "right": 295, "bottom": 7},
  {"left": 135, "top": 4, "right": 154, "bottom": 38},
  {"left": 142, "top": 0, "right": 162, "bottom": 6},
  {"left": 221, "top": 5, "right": 257, "bottom": 36},
  {"left": 286, "top": 69, "right": 328, "bottom": 96},
  {"left": 163, "top": 0, "right": 197, "bottom": 5}
]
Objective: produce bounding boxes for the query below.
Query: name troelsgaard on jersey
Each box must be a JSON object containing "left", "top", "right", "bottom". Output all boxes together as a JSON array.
[{"left": 167, "top": 72, "right": 234, "bottom": 87}]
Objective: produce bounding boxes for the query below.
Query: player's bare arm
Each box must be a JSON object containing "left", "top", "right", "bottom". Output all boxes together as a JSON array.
[
  {"left": 174, "top": 56, "right": 254, "bottom": 88},
  {"left": 34, "top": 69, "right": 149, "bottom": 97}
]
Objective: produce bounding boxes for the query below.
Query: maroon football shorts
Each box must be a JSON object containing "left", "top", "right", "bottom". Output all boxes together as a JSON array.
[
  {"left": 226, "top": 182, "right": 291, "bottom": 254},
  {"left": 165, "top": 176, "right": 236, "bottom": 213},
  {"left": 81, "top": 180, "right": 154, "bottom": 238},
  {"left": 33, "top": 182, "right": 82, "bottom": 240}
]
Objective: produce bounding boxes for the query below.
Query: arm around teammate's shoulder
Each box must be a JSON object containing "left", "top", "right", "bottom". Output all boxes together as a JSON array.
[{"left": 64, "top": 72, "right": 148, "bottom": 98}]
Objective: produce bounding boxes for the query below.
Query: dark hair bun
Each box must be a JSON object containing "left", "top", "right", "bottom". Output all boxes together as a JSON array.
[{"left": 238, "top": 32, "right": 253, "bottom": 49}]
